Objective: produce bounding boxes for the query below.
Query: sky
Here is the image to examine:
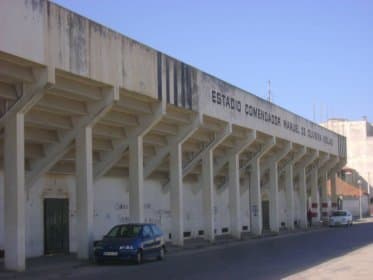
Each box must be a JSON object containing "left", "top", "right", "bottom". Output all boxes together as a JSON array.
[{"left": 52, "top": 0, "right": 373, "bottom": 123}]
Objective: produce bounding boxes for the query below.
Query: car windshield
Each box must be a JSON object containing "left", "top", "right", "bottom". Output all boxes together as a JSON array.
[
  {"left": 106, "top": 225, "right": 142, "bottom": 238},
  {"left": 332, "top": 211, "right": 347, "bottom": 216}
]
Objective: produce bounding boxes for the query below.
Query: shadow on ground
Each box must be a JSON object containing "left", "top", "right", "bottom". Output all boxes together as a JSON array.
[{"left": 0, "top": 220, "right": 372, "bottom": 279}]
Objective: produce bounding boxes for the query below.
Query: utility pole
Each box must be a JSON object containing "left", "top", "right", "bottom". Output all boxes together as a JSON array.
[
  {"left": 368, "top": 172, "right": 371, "bottom": 195},
  {"left": 358, "top": 179, "right": 362, "bottom": 219},
  {"left": 267, "top": 80, "right": 271, "bottom": 102},
  {"left": 313, "top": 104, "right": 316, "bottom": 122}
]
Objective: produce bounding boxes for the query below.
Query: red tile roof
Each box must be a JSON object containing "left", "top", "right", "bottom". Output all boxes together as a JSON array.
[{"left": 327, "top": 177, "right": 365, "bottom": 198}]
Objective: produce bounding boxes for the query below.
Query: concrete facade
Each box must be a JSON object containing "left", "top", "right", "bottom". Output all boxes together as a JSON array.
[
  {"left": 342, "top": 196, "right": 369, "bottom": 218},
  {"left": 322, "top": 119, "right": 373, "bottom": 196},
  {"left": 0, "top": 0, "right": 346, "bottom": 271}
]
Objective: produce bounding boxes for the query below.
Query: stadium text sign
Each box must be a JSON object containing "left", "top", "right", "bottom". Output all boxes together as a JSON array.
[{"left": 210, "top": 89, "right": 333, "bottom": 146}]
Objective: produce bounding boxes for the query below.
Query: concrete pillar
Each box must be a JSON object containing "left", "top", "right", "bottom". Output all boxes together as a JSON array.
[
  {"left": 331, "top": 173, "right": 337, "bottom": 210},
  {"left": 170, "top": 143, "right": 183, "bottom": 246},
  {"left": 320, "top": 172, "right": 329, "bottom": 220},
  {"left": 4, "top": 113, "right": 25, "bottom": 271},
  {"left": 285, "top": 164, "right": 294, "bottom": 230},
  {"left": 268, "top": 161, "right": 279, "bottom": 232},
  {"left": 76, "top": 127, "right": 94, "bottom": 259},
  {"left": 298, "top": 168, "right": 307, "bottom": 229},
  {"left": 229, "top": 154, "right": 241, "bottom": 239},
  {"left": 250, "top": 158, "right": 262, "bottom": 235},
  {"left": 310, "top": 168, "right": 320, "bottom": 223},
  {"left": 129, "top": 136, "right": 144, "bottom": 222},
  {"left": 202, "top": 150, "right": 214, "bottom": 242}
]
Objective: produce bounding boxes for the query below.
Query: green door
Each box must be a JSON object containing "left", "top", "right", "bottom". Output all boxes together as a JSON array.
[
  {"left": 44, "top": 198, "right": 69, "bottom": 255},
  {"left": 262, "top": 200, "right": 270, "bottom": 230}
]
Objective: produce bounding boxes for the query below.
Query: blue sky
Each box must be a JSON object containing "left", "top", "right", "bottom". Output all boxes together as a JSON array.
[{"left": 52, "top": 0, "right": 373, "bottom": 123}]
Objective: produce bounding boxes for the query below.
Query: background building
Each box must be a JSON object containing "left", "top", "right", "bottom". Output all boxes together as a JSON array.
[
  {"left": 322, "top": 118, "right": 373, "bottom": 214},
  {"left": 327, "top": 169, "right": 370, "bottom": 218}
]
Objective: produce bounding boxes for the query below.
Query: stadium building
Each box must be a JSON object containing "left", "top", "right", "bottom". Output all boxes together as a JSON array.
[{"left": 0, "top": 0, "right": 346, "bottom": 271}]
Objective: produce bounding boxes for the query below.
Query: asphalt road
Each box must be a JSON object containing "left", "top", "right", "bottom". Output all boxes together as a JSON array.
[
  {"left": 69, "top": 222, "right": 373, "bottom": 280},
  {"left": 2, "top": 222, "right": 373, "bottom": 279}
]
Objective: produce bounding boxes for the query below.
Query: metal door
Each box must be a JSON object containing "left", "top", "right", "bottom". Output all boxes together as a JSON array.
[
  {"left": 44, "top": 198, "right": 69, "bottom": 255},
  {"left": 262, "top": 200, "right": 270, "bottom": 230}
]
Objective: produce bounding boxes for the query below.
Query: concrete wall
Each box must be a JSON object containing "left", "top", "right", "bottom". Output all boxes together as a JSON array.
[
  {"left": 0, "top": 0, "right": 199, "bottom": 110},
  {"left": 294, "top": 190, "right": 301, "bottom": 224},
  {"left": 322, "top": 120, "right": 373, "bottom": 193},
  {"left": 278, "top": 189, "right": 287, "bottom": 227},
  {"left": 342, "top": 196, "right": 369, "bottom": 218},
  {"left": 1, "top": 170, "right": 355, "bottom": 257},
  {"left": 0, "top": 173, "right": 172, "bottom": 257},
  {"left": 1, "top": 172, "right": 257, "bottom": 257},
  {"left": 0, "top": 170, "right": 294, "bottom": 257},
  {"left": 183, "top": 183, "right": 203, "bottom": 238},
  {"left": 0, "top": 0, "right": 47, "bottom": 64},
  {"left": 240, "top": 178, "right": 251, "bottom": 231},
  {"left": 0, "top": 0, "right": 154, "bottom": 97},
  {"left": 215, "top": 186, "right": 229, "bottom": 235}
]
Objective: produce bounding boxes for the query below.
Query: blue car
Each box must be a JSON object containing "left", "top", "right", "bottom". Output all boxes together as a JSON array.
[{"left": 93, "top": 223, "right": 165, "bottom": 264}]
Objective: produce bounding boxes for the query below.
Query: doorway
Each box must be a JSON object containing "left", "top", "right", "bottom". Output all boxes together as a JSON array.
[
  {"left": 262, "top": 200, "right": 270, "bottom": 230},
  {"left": 44, "top": 198, "right": 69, "bottom": 255}
]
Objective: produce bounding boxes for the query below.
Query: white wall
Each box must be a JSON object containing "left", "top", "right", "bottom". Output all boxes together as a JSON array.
[
  {"left": 215, "top": 186, "right": 229, "bottom": 235},
  {"left": 0, "top": 173, "right": 187, "bottom": 257},
  {"left": 94, "top": 177, "right": 173, "bottom": 242},
  {"left": 93, "top": 177, "right": 129, "bottom": 241},
  {"left": 0, "top": 171, "right": 312, "bottom": 257},
  {"left": 342, "top": 196, "right": 369, "bottom": 218},
  {"left": 93, "top": 178, "right": 172, "bottom": 242},
  {"left": 143, "top": 180, "right": 170, "bottom": 238},
  {"left": 294, "top": 190, "right": 301, "bottom": 224},
  {"left": 0, "top": 172, "right": 251, "bottom": 257},
  {"left": 0, "top": 0, "right": 46, "bottom": 64},
  {"left": 278, "top": 189, "right": 287, "bottom": 227},
  {"left": 240, "top": 178, "right": 251, "bottom": 231},
  {"left": 183, "top": 183, "right": 203, "bottom": 237}
]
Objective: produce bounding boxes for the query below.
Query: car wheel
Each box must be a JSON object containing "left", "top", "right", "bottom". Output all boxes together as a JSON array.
[
  {"left": 135, "top": 250, "right": 143, "bottom": 265},
  {"left": 157, "top": 246, "right": 165, "bottom": 261}
]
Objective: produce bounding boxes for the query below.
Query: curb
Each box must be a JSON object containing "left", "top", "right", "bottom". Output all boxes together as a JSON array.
[{"left": 166, "top": 225, "right": 330, "bottom": 257}]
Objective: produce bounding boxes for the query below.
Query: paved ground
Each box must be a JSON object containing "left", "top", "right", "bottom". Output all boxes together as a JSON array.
[
  {"left": 1, "top": 218, "right": 373, "bottom": 279},
  {"left": 285, "top": 243, "right": 373, "bottom": 280}
]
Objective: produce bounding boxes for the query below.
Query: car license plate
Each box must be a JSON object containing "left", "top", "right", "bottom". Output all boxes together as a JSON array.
[{"left": 103, "top": 252, "right": 118, "bottom": 256}]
